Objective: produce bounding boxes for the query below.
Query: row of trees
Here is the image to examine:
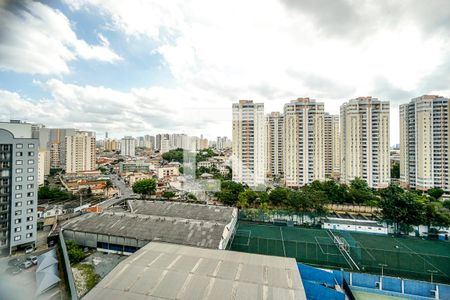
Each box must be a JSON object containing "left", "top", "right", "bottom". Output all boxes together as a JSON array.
[
  {"left": 214, "top": 179, "right": 450, "bottom": 234},
  {"left": 161, "top": 148, "right": 216, "bottom": 164}
]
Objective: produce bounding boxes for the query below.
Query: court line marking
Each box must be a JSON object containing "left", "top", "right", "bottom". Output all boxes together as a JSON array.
[{"left": 393, "top": 237, "right": 448, "bottom": 278}]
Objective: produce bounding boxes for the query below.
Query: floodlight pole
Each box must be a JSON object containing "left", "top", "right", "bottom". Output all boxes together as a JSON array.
[
  {"left": 378, "top": 264, "right": 388, "bottom": 290},
  {"left": 427, "top": 270, "right": 437, "bottom": 284}
]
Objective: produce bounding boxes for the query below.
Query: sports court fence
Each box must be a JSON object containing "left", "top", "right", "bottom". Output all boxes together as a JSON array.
[{"left": 229, "top": 222, "right": 450, "bottom": 284}]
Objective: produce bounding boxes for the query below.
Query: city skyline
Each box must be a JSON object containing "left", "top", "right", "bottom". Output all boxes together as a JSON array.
[{"left": 1, "top": 1, "right": 450, "bottom": 144}]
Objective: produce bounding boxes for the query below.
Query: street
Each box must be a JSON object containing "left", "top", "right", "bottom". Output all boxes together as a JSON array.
[{"left": 98, "top": 174, "right": 133, "bottom": 209}]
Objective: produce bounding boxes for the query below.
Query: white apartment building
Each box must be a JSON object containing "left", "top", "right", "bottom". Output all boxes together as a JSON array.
[
  {"left": 65, "top": 132, "right": 96, "bottom": 173},
  {"left": 120, "top": 136, "right": 136, "bottom": 157},
  {"left": 266, "top": 112, "right": 283, "bottom": 178},
  {"left": 37, "top": 149, "right": 49, "bottom": 186},
  {"left": 324, "top": 113, "right": 340, "bottom": 179},
  {"left": 340, "top": 97, "right": 390, "bottom": 188},
  {"left": 232, "top": 100, "right": 266, "bottom": 187},
  {"left": 400, "top": 95, "right": 449, "bottom": 191},
  {"left": 160, "top": 137, "right": 171, "bottom": 154},
  {"left": 104, "top": 139, "right": 120, "bottom": 152},
  {"left": 216, "top": 136, "right": 231, "bottom": 150},
  {"left": 0, "top": 121, "right": 38, "bottom": 254},
  {"left": 283, "top": 98, "right": 325, "bottom": 187}
]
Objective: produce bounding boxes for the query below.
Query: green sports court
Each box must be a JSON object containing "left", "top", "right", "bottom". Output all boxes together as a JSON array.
[{"left": 229, "top": 221, "right": 450, "bottom": 283}]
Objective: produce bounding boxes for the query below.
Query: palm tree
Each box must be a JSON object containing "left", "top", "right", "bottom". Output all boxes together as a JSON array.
[{"left": 104, "top": 180, "right": 113, "bottom": 198}]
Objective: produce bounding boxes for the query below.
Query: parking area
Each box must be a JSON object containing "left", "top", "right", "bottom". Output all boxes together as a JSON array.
[{"left": 0, "top": 249, "right": 61, "bottom": 299}]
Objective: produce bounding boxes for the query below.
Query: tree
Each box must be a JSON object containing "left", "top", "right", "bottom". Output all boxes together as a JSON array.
[
  {"left": 162, "top": 191, "right": 176, "bottom": 200},
  {"left": 379, "top": 184, "right": 425, "bottom": 234},
  {"left": 162, "top": 148, "right": 184, "bottom": 163},
  {"left": 348, "top": 178, "right": 377, "bottom": 205},
  {"left": 187, "top": 193, "right": 197, "bottom": 200},
  {"left": 104, "top": 180, "right": 113, "bottom": 198},
  {"left": 309, "top": 180, "right": 350, "bottom": 204},
  {"left": 269, "top": 187, "right": 290, "bottom": 206},
  {"left": 237, "top": 189, "right": 258, "bottom": 208},
  {"left": 427, "top": 188, "right": 444, "bottom": 200},
  {"left": 215, "top": 180, "right": 245, "bottom": 206},
  {"left": 425, "top": 202, "right": 450, "bottom": 229},
  {"left": 390, "top": 162, "right": 400, "bottom": 179},
  {"left": 132, "top": 178, "right": 157, "bottom": 198},
  {"left": 38, "top": 186, "right": 70, "bottom": 202},
  {"left": 66, "top": 240, "right": 85, "bottom": 264}
]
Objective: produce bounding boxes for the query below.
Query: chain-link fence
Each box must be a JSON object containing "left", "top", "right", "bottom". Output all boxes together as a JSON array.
[{"left": 229, "top": 222, "right": 450, "bottom": 284}]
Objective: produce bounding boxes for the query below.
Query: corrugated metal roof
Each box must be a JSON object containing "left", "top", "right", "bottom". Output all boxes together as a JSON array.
[{"left": 84, "top": 242, "right": 306, "bottom": 300}]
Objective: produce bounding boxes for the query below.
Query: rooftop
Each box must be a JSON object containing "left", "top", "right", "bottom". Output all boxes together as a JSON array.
[
  {"left": 128, "top": 200, "right": 236, "bottom": 223},
  {"left": 84, "top": 242, "right": 306, "bottom": 300},
  {"left": 64, "top": 201, "right": 237, "bottom": 249}
]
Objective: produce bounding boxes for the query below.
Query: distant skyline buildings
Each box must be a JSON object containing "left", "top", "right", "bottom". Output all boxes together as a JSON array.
[{"left": 232, "top": 96, "right": 395, "bottom": 189}]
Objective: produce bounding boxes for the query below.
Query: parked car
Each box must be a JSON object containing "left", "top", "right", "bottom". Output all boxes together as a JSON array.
[
  {"left": 25, "top": 245, "right": 34, "bottom": 254},
  {"left": 26, "top": 256, "right": 38, "bottom": 265},
  {"left": 20, "top": 261, "right": 33, "bottom": 269}
]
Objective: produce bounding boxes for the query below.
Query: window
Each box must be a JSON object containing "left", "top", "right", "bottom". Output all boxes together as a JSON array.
[
  {"left": 28, "top": 143, "right": 35, "bottom": 149},
  {"left": 27, "top": 192, "right": 34, "bottom": 197},
  {"left": 15, "top": 193, "right": 22, "bottom": 199},
  {"left": 14, "top": 227, "right": 21, "bottom": 233},
  {"left": 26, "top": 216, "right": 33, "bottom": 222},
  {"left": 16, "top": 177, "right": 22, "bottom": 182},
  {"left": 26, "top": 225, "right": 33, "bottom": 230},
  {"left": 15, "top": 202, "right": 22, "bottom": 207},
  {"left": 14, "top": 219, "right": 21, "bottom": 224},
  {"left": 28, "top": 152, "right": 34, "bottom": 157},
  {"left": 15, "top": 185, "right": 22, "bottom": 190},
  {"left": 27, "top": 184, "right": 34, "bottom": 189},
  {"left": 26, "top": 200, "right": 33, "bottom": 205},
  {"left": 26, "top": 233, "right": 32, "bottom": 238},
  {"left": 15, "top": 210, "right": 22, "bottom": 216},
  {"left": 16, "top": 160, "right": 23, "bottom": 165},
  {"left": 27, "top": 168, "right": 34, "bottom": 173},
  {"left": 16, "top": 152, "right": 23, "bottom": 157},
  {"left": 14, "top": 236, "right": 21, "bottom": 241},
  {"left": 26, "top": 208, "right": 33, "bottom": 213},
  {"left": 16, "top": 168, "right": 23, "bottom": 173},
  {"left": 16, "top": 144, "right": 23, "bottom": 149},
  {"left": 27, "top": 159, "right": 34, "bottom": 165},
  {"left": 27, "top": 176, "right": 34, "bottom": 181}
]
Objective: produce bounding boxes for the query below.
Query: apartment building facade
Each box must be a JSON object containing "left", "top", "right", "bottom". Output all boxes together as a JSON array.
[
  {"left": 283, "top": 98, "right": 325, "bottom": 187},
  {"left": 400, "top": 95, "right": 449, "bottom": 191},
  {"left": 65, "top": 132, "right": 96, "bottom": 173},
  {"left": 340, "top": 97, "right": 390, "bottom": 188},
  {"left": 324, "top": 113, "right": 340, "bottom": 179},
  {"left": 232, "top": 100, "right": 266, "bottom": 187},
  {"left": 0, "top": 122, "right": 38, "bottom": 254},
  {"left": 266, "top": 112, "right": 284, "bottom": 178},
  {"left": 120, "top": 136, "right": 136, "bottom": 157}
]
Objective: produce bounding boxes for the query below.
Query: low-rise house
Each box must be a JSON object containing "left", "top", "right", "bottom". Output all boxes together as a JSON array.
[
  {"left": 322, "top": 217, "right": 388, "bottom": 235},
  {"left": 156, "top": 165, "right": 179, "bottom": 179},
  {"left": 119, "top": 160, "right": 154, "bottom": 173},
  {"left": 128, "top": 173, "right": 154, "bottom": 186}
]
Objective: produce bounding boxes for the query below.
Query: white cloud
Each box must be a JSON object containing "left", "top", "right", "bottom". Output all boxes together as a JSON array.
[
  {"left": 5, "top": 0, "right": 450, "bottom": 143},
  {"left": 0, "top": 79, "right": 229, "bottom": 138},
  {"left": 0, "top": 1, "right": 121, "bottom": 75}
]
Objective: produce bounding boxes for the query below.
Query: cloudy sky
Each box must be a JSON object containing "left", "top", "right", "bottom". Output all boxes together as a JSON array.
[{"left": 0, "top": 0, "right": 449, "bottom": 144}]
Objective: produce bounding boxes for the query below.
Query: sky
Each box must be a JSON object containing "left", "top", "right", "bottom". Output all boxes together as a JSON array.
[{"left": 0, "top": 0, "right": 449, "bottom": 144}]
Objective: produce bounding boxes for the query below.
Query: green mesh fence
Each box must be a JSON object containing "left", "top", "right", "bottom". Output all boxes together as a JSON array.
[{"left": 229, "top": 222, "right": 450, "bottom": 284}]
